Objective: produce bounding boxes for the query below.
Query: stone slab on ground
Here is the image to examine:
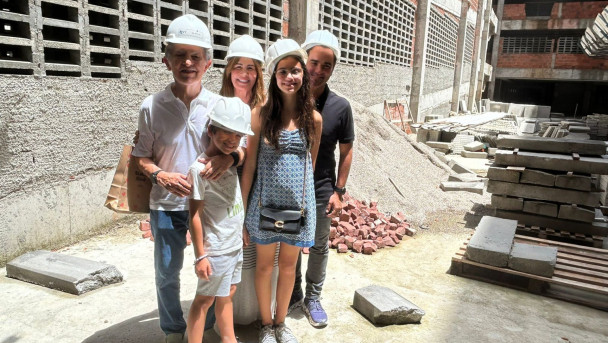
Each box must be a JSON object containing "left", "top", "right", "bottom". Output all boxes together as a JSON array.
[
  {"left": 604, "top": 237, "right": 608, "bottom": 249},
  {"left": 440, "top": 181, "right": 484, "bottom": 195},
  {"left": 448, "top": 159, "right": 476, "bottom": 175},
  {"left": 464, "top": 141, "right": 484, "bottom": 152},
  {"left": 487, "top": 166, "right": 521, "bottom": 183},
  {"left": 558, "top": 204, "right": 596, "bottom": 223},
  {"left": 555, "top": 174, "right": 594, "bottom": 191},
  {"left": 353, "top": 285, "right": 425, "bottom": 325},
  {"left": 448, "top": 173, "right": 488, "bottom": 186},
  {"left": 487, "top": 180, "right": 602, "bottom": 207},
  {"left": 6, "top": 250, "right": 123, "bottom": 295},
  {"left": 495, "top": 209, "right": 608, "bottom": 236},
  {"left": 465, "top": 216, "right": 517, "bottom": 267},
  {"left": 520, "top": 169, "right": 555, "bottom": 187},
  {"left": 523, "top": 200, "right": 558, "bottom": 217},
  {"left": 495, "top": 149, "right": 608, "bottom": 175},
  {"left": 461, "top": 151, "right": 488, "bottom": 159},
  {"left": 496, "top": 135, "right": 608, "bottom": 156},
  {"left": 425, "top": 141, "right": 451, "bottom": 150},
  {"left": 491, "top": 195, "right": 524, "bottom": 211},
  {"left": 508, "top": 242, "right": 558, "bottom": 278}
]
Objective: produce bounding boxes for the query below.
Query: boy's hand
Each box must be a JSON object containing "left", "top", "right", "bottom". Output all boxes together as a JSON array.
[
  {"left": 195, "top": 258, "right": 212, "bottom": 281},
  {"left": 242, "top": 226, "right": 250, "bottom": 247},
  {"left": 132, "top": 130, "right": 140, "bottom": 145},
  {"left": 325, "top": 193, "right": 343, "bottom": 218},
  {"left": 198, "top": 154, "right": 233, "bottom": 180},
  {"left": 157, "top": 172, "right": 191, "bottom": 197}
]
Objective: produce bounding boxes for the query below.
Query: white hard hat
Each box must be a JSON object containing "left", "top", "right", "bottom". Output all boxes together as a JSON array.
[
  {"left": 164, "top": 14, "right": 211, "bottom": 49},
  {"left": 265, "top": 39, "right": 307, "bottom": 76},
  {"left": 226, "top": 35, "right": 264, "bottom": 63},
  {"left": 301, "top": 30, "right": 341, "bottom": 60},
  {"left": 208, "top": 97, "right": 254, "bottom": 136}
]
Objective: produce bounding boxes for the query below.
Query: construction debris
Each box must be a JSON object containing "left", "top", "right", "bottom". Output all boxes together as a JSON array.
[
  {"left": 329, "top": 194, "right": 414, "bottom": 255},
  {"left": 353, "top": 285, "right": 425, "bottom": 325}
]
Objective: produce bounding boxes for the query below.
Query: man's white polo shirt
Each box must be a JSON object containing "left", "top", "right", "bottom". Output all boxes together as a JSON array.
[{"left": 133, "top": 83, "right": 221, "bottom": 211}]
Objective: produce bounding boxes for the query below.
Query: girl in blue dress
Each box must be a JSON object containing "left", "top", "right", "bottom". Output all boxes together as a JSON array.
[{"left": 240, "top": 39, "right": 322, "bottom": 343}]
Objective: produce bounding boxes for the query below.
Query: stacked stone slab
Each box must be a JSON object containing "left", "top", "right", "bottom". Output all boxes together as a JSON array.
[
  {"left": 465, "top": 216, "right": 558, "bottom": 277},
  {"left": 487, "top": 135, "right": 608, "bottom": 237}
]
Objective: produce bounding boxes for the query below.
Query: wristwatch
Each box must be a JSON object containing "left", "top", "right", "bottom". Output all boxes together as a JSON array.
[
  {"left": 150, "top": 170, "right": 162, "bottom": 184},
  {"left": 333, "top": 186, "right": 346, "bottom": 195}
]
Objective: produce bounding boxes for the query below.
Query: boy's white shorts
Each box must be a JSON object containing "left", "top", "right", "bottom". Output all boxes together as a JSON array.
[{"left": 196, "top": 248, "right": 243, "bottom": 297}]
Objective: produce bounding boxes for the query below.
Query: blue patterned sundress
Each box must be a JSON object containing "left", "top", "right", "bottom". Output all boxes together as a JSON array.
[{"left": 245, "top": 129, "right": 316, "bottom": 247}]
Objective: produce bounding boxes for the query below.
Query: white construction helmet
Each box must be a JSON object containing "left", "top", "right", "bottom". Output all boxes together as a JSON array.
[
  {"left": 208, "top": 97, "right": 254, "bottom": 136},
  {"left": 301, "top": 30, "right": 341, "bottom": 60},
  {"left": 165, "top": 14, "right": 211, "bottom": 49},
  {"left": 265, "top": 39, "right": 307, "bottom": 76},
  {"left": 226, "top": 35, "right": 264, "bottom": 62}
]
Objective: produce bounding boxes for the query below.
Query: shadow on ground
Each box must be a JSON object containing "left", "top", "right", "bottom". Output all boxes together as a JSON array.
[{"left": 463, "top": 202, "right": 494, "bottom": 229}]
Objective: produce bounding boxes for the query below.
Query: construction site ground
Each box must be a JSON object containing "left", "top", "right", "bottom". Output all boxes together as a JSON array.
[
  {"left": 1, "top": 99, "right": 607, "bottom": 342},
  {"left": 1, "top": 212, "right": 607, "bottom": 343}
]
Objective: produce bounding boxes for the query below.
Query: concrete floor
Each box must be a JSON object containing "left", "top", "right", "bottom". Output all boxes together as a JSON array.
[{"left": 1, "top": 211, "right": 607, "bottom": 343}]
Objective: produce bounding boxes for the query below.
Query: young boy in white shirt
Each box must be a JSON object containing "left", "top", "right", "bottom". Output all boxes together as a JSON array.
[{"left": 186, "top": 97, "right": 253, "bottom": 343}]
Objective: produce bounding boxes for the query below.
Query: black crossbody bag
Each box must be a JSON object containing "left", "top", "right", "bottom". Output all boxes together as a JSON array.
[{"left": 258, "top": 150, "right": 308, "bottom": 234}]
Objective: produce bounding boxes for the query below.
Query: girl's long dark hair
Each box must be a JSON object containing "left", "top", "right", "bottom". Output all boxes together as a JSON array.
[{"left": 260, "top": 55, "right": 315, "bottom": 150}]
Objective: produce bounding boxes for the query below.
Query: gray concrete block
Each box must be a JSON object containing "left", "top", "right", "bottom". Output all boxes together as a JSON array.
[
  {"left": 555, "top": 174, "right": 593, "bottom": 191},
  {"left": 519, "top": 120, "right": 538, "bottom": 134},
  {"left": 496, "top": 134, "right": 608, "bottom": 155},
  {"left": 495, "top": 149, "right": 608, "bottom": 175},
  {"left": 604, "top": 237, "right": 608, "bottom": 250},
  {"left": 440, "top": 181, "right": 484, "bottom": 195},
  {"left": 558, "top": 204, "right": 596, "bottom": 223},
  {"left": 465, "top": 216, "right": 517, "bottom": 267},
  {"left": 491, "top": 195, "right": 524, "bottom": 211},
  {"left": 508, "top": 242, "right": 557, "bottom": 278},
  {"left": 487, "top": 180, "right": 602, "bottom": 207},
  {"left": 464, "top": 141, "right": 484, "bottom": 151},
  {"left": 449, "top": 173, "right": 488, "bottom": 186},
  {"left": 495, "top": 209, "right": 608, "bottom": 236},
  {"left": 487, "top": 166, "right": 521, "bottom": 183},
  {"left": 448, "top": 160, "right": 476, "bottom": 175},
  {"left": 425, "top": 141, "right": 451, "bottom": 150},
  {"left": 520, "top": 169, "right": 555, "bottom": 187},
  {"left": 461, "top": 151, "right": 488, "bottom": 159},
  {"left": 523, "top": 200, "right": 558, "bottom": 217},
  {"left": 428, "top": 130, "right": 441, "bottom": 142},
  {"left": 487, "top": 147, "right": 497, "bottom": 157},
  {"left": 353, "top": 285, "right": 425, "bottom": 325},
  {"left": 6, "top": 250, "right": 123, "bottom": 295}
]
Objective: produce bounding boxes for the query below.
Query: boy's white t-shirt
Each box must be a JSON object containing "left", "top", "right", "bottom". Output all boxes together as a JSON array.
[{"left": 188, "top": 153, "right": 244, "bottom": 256}]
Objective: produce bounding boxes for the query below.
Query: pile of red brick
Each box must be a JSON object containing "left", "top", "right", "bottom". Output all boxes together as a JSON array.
[
  {"left": 329, "top": 194, "right": 415, "bottom": 255},
  {"left": 139, "top": 218, "right": 192, "bottom": 245}
]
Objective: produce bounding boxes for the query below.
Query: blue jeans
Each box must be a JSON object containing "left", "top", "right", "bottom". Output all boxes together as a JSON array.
[
  {"left": 294, "top": 201, "right": 332, "bottom": 300},
  {"left": 150, "top": 210, "right": 216, "bottom": 335},
  {"left": 150, "top": 210, "right": 189, "bottom": 335}
]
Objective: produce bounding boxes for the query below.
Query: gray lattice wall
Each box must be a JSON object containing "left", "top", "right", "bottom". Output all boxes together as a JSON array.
[
  {"left": 425, "top": 6, "right": 459, "bottom": 69},
  {"left": 0, "top": 0, "right": 283, "bottom": 77},
  {"left": 317, "top": 0, "right": 415, "bottom": 67}
]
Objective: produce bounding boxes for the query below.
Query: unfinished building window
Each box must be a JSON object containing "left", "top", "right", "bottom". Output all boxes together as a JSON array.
[
  {"left": 502, "top": 36, "right": 552, "bottom": 54},
  {"left": 525, "top": 2, "right": 553, "bottom": 17},
  {"left": 426, "top": 7, "right": 458, "bottom": 69},
  {"left": 318, "top": 0, "right": 415, "bottom": 67},
  {"left": 557, "top": 36, "right": 584, "bottom": 54}
]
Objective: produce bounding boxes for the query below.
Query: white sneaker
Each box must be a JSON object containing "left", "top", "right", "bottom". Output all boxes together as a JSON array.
[
  {"left": 274, "top": 323, "right": 298, "bottom": 343},
  {"left": 165, "top": 332, "right": 184, "bottom": 343},
  {"left": 259, "top": 324, "right": 278, "bottom": 343}
]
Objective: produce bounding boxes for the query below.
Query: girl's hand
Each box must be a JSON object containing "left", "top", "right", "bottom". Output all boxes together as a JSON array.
[
  {"left": 194, "top": 258, "right": 212, "bottom": 281},
  {"left": 242, "top": 226, "right": 250, "bottom": 247}
]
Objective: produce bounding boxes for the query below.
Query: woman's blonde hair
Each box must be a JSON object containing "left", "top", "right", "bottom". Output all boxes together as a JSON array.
[{"left": 220, "top": 57, "right": 265, "bottom": 109}]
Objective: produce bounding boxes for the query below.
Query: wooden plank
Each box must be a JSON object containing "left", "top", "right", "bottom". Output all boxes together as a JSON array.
[
  {"left": 557, "top": 257, "right": 608, "bottom": 274},
  {"left": 555, "top": 264, "right": 608, "bottom": 282},
  {"left": 495, "top": 210, "right": 608, "bottom": 236},
  {"left": 495, "top": 149, "right": 608, "bottom": 174},
  {"left": 488, "top": 180, "right": 601, "bottom": 207},
  {"left": 497, "top": 134, "right": 608, "bottom": 155}
]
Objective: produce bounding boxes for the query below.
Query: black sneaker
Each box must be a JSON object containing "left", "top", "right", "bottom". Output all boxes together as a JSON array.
[{"left": 287, "top": 288, "right": 304, "bottom": 314}]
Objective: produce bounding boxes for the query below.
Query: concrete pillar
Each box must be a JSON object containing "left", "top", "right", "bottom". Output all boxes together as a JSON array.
[
  {"left": 410, "top": 0, "right": 432, "bottom": 123},
  {"left": 487, "top": 0, "right": 505, "bottom": 99},
  {"left": 467, "top": 0, "right": 487, "bottom": 112},
  {"left": 30, "top": 0, "right": 44, "bottom": 76},
  {"left": 475, "top": 0, "right": 494, "bottom": 104},
  {"left": 288, "top": 0, "right": 319, "bottom": 43},
  {"left": 79, "top": 0, "right": 91, "bottom": 77},
  {"left": 451, "top": 0, "right": 471, "bottom": 113}
]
